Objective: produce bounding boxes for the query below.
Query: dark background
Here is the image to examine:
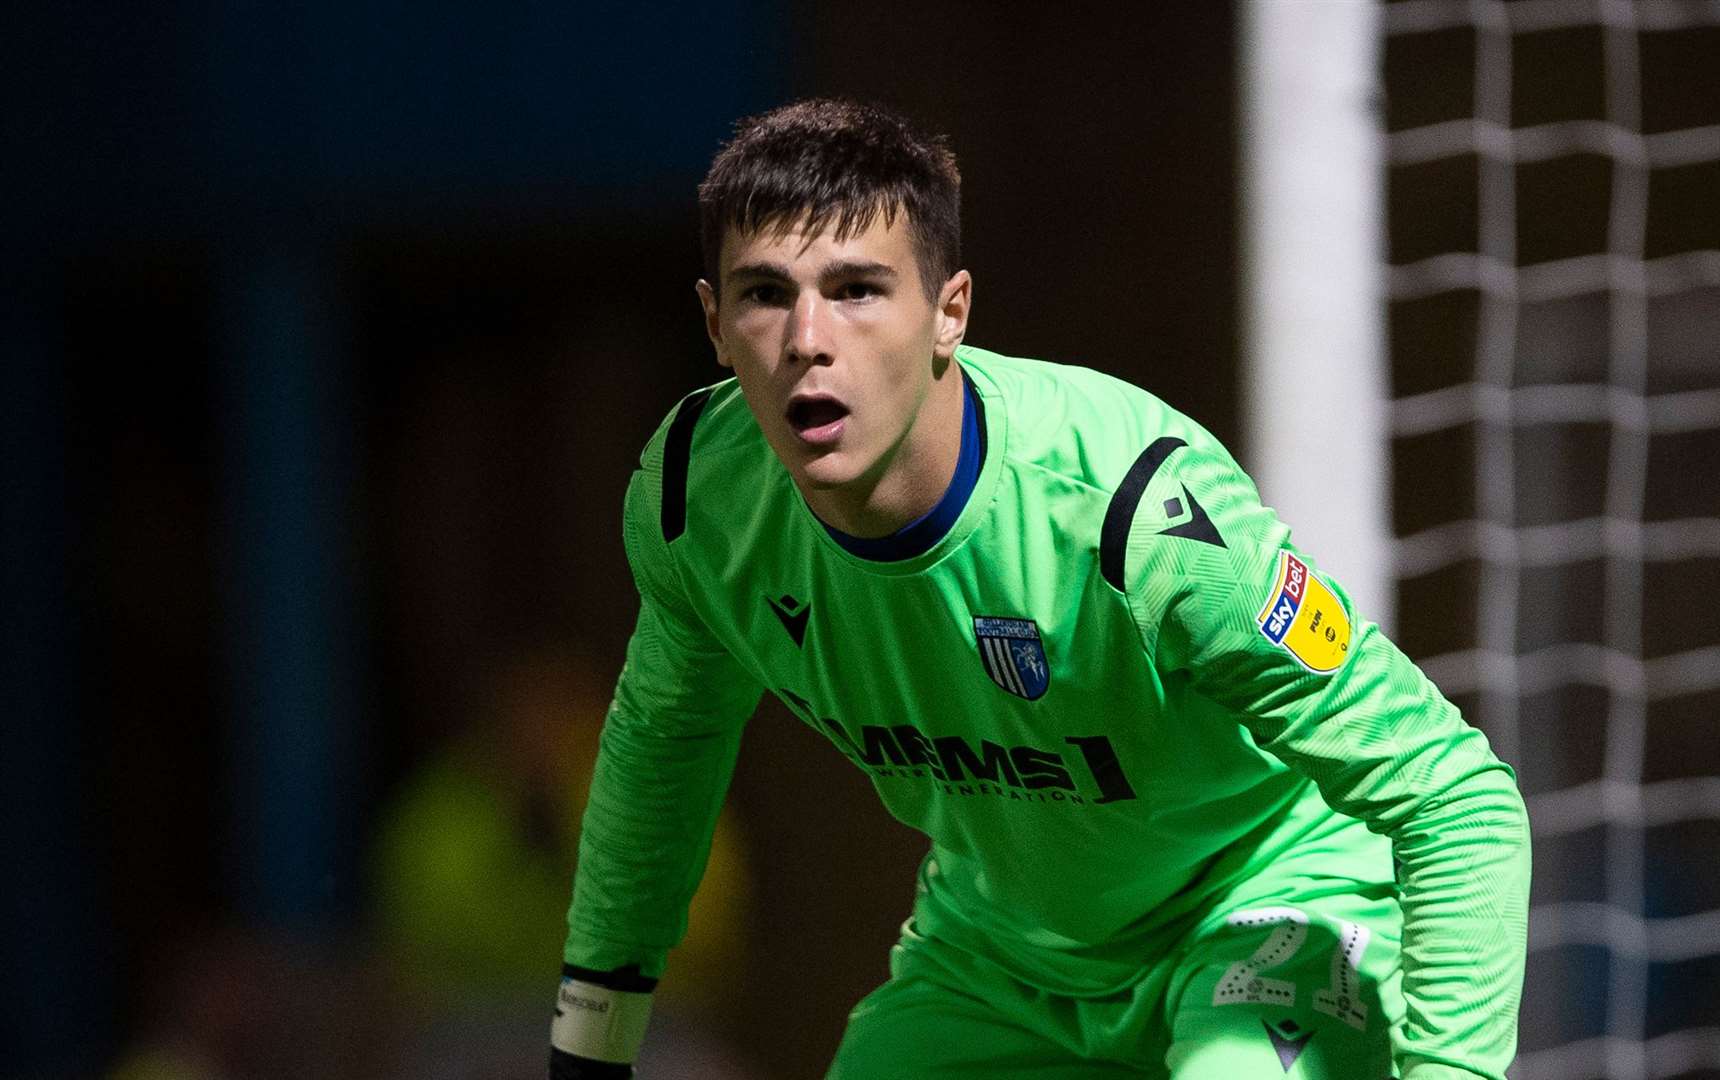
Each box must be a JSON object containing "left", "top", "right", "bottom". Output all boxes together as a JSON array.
[{"left": 5, "top": 4, "right": 1236, "bottom": 1077}]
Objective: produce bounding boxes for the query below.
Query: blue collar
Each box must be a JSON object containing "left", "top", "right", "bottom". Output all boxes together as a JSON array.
[{"left": 823, "top": 372, "right": 983, "bottom": 562}]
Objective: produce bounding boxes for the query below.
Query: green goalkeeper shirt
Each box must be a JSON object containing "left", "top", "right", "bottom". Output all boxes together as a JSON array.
[{"left": 565, "top": 346, "right": 1530, "bottom": 1079}]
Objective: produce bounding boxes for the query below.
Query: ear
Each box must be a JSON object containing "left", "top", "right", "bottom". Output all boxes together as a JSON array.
[
  {"left": 695, "top": 279, "right": 730, "bottom": 368},
  {"left": 931, "top": 269, "right": 972, "bottom": 361}
]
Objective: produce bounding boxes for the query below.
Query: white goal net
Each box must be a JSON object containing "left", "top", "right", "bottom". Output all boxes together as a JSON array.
[{"left": 1380, "top": 2, "right": 1720, "bottom": 1078}]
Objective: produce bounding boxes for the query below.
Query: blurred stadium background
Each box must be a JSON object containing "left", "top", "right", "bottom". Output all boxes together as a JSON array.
[{"left": 4, "top": 2, "right": 1714, "bottom": 1077}]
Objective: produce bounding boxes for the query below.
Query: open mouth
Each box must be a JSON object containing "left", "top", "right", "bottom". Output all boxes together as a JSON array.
[{"left": 787, "top": 396, "right": 850, "bottom": 442}]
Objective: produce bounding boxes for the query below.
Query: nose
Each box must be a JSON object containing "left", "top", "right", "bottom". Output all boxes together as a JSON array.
[{"left": 785, "top": 292, "right": 835, "bottom": 366}]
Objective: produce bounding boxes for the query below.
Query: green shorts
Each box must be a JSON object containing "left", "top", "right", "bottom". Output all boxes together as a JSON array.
[{"left": 828, "top": 880, "right": 1404, "bottom": 1079}]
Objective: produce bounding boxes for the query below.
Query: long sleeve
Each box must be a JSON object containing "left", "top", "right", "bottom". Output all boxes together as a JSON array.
[
  {"left": 563, "top": 457, "right": 763, "bottom": 978},
  {"left": 1121, "top": 440, "right": 1530, "bottom": 1080}
]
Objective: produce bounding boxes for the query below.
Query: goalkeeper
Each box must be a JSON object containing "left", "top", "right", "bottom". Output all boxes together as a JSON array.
[{"left": 551, "top": 98, "right": 1529, "bottom": 1079}]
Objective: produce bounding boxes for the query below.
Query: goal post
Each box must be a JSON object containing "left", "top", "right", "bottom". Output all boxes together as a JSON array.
[
  {"left": 1239, "top": 0, "right": 1394, "bottom": 631},
  {"left": 1244, "top": 2, "right": 1720, "bottom": 1078}
]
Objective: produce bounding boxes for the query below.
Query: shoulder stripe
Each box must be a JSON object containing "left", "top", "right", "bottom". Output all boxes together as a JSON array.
[
  {"left": 660, "top": 386, "right": 716, "bottom": 543},
  {"left": 1100, "top": 436, "right": 1188, "bottom": 591}
]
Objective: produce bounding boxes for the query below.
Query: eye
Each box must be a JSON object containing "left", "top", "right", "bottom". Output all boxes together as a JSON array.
[
  {"left": 836, "top": 281, "right": 882, "bottom": 301},
  {"left": 741, "top": 283, "right": 788, "bottom": 306}
]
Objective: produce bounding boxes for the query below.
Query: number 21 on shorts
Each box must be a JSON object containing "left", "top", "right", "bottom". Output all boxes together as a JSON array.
[{"left": 1212, "top": 906, "right": 1372, "bottom": 1030}]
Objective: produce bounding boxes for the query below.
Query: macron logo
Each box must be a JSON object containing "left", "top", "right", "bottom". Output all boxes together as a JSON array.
[
  {"left": 765, "top": 594, "right": 810, "bottom": 647},
  {"left": 1158, "top": 484, "right": 1225, "bottom": 548},
  {"left": 1263, "top": 1019, "right": 1314, "bottom": 1071}
]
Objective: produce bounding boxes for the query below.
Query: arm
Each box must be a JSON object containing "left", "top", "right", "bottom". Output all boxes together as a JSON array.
[
  {"left": 553, "top": 459, "right": 763, "bottom": 1076},
  {"left": 1120, "top": 441, "right": 1529, "bottom": 1080}
]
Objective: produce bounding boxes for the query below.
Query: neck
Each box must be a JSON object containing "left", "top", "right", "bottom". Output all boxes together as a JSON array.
[{"left": 798, "top": 362, "right": 966, "bottom": 538}]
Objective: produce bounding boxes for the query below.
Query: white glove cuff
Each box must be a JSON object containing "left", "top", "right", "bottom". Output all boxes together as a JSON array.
[{"left": 550, "top": 977, "right": 654, "bottom": 1065}]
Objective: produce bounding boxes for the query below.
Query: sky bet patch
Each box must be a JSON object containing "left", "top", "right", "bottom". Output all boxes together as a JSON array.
[{"left": 1256, "top": 551, "right": 1352, "bottom": 673}]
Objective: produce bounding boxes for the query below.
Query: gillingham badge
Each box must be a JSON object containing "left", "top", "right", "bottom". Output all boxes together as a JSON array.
[{"left": 973, "top": 616, "right": 1051, "bottom": 700}]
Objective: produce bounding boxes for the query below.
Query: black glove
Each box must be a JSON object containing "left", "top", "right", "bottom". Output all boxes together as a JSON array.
[{"left": 549, "top": 1046, "right": 634, "bottom": 1079}]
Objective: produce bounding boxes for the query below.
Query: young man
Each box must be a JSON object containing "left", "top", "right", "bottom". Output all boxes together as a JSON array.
[{"left": 551, "top": 99, "right": 1529, "bottom": 1079}]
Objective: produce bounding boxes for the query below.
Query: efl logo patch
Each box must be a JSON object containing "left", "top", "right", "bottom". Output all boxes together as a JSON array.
[
  {"left": 1256, "top": 551, "right": 1352, "bottom": 673},
  {"left": 973, "top": 616, "right": 1050, "bottom": 700}
]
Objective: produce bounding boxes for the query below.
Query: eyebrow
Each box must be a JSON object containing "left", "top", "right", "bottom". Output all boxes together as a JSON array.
[
  {"left": 820, "top": 259, "right": 898, "bottom": 284},
  {"left": 726, "top": 259, "right": 900, "bottom": 288}
]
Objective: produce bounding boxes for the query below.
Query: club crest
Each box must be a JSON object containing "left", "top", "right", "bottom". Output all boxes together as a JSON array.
[{"left": 973, "top": 616, "right": 1050, "bottom": 700}]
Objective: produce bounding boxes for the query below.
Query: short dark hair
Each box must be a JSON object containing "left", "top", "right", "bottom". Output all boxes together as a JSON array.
[{"left": 698, "top": 98, "right": 961, "bottom": 302}]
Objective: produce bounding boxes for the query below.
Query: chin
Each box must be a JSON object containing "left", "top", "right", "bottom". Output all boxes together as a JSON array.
[{"left": 795, "top": 453, "right": 863, "bottom": 490}]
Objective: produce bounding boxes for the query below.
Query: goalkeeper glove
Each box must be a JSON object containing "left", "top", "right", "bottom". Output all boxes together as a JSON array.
[{"left": 549, "top": 964, "right": 657, "bottom": 1080}]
